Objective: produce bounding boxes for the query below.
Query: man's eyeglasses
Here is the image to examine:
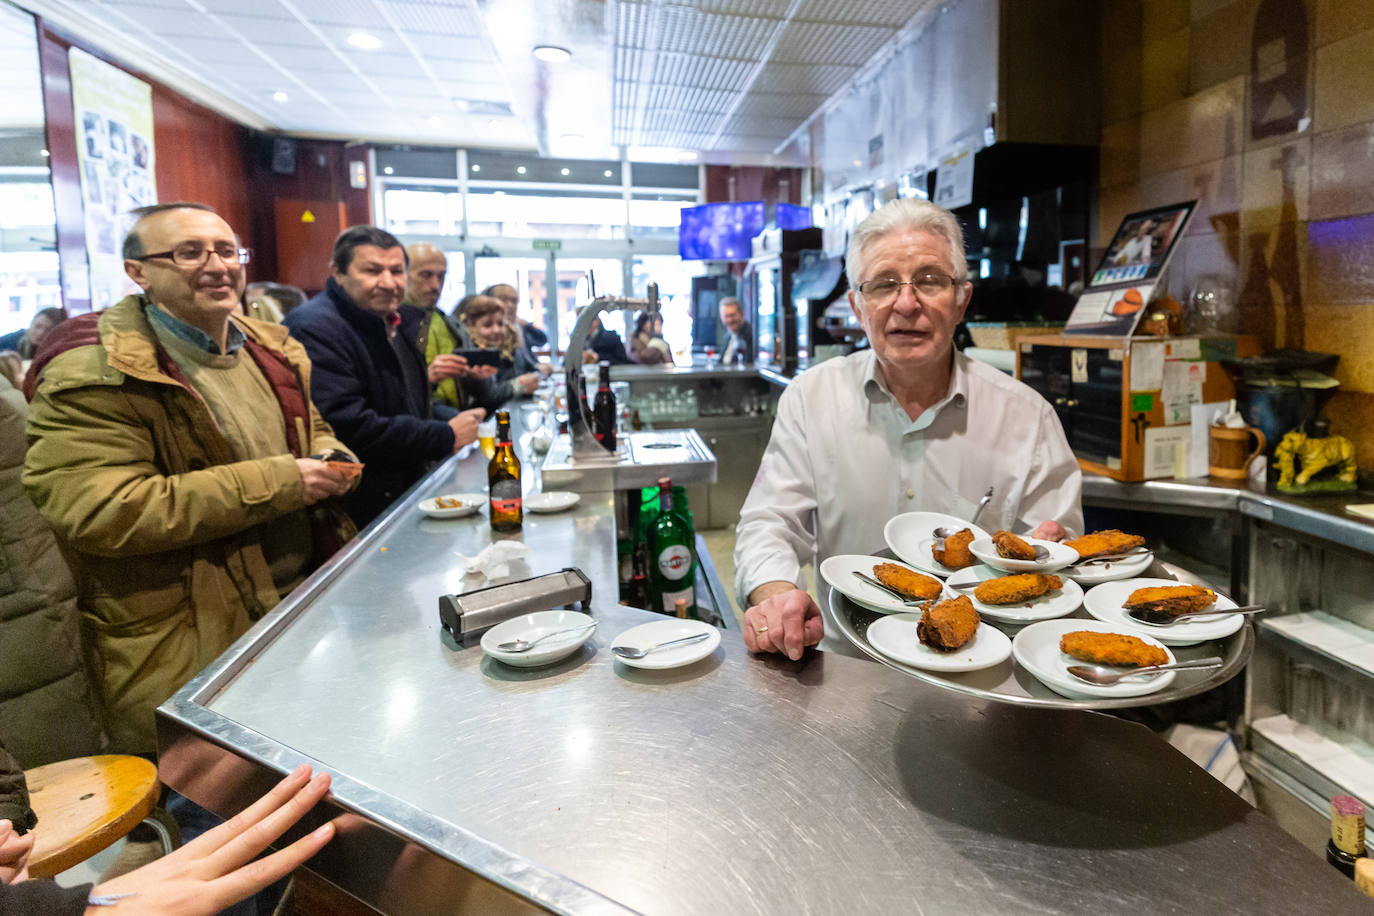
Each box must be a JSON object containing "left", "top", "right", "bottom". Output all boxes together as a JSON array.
[
  {"left": 134, "top": 245, "right": 252, "bottom": 268},
  {"left": 857, "top": 271, "right": 960, "bottom": 305}
]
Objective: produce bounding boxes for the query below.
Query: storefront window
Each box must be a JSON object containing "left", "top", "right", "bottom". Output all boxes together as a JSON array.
[
  {"left": 629, "top": 192, "right": 695, "bottom": 241},
  {"left": 557, "top": 258, "right": 624, "bottom": 350},
  {"left": 473, "top": 255, "right": 548, "bottom": 336},
  {"left": 383, "top": 187, "right": 462, "bottom": 236},
  {"left": 466, "top": 189, "right": 626, "bottom": 240},
  {"left": 0, "top": 5, "right": 59, "bottom": 336},
  {"left": 632, "top": 255, "right": 704, "bottom": 359}
]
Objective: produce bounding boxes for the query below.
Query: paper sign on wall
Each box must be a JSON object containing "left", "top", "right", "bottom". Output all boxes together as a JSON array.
[
  {"left": 69, "top": 47, "right": 156, "bottom": 309},
  {"left": 933, "top": 148, "right": 973, "bottom": 209}
]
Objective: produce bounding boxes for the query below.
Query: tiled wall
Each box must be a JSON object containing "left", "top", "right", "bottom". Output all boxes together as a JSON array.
[{"left": 1099, "top": 0, "right": 1374, "bottom": 469}]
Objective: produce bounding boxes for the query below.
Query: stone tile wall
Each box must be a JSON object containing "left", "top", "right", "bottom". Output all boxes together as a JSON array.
[{"left": 1100, "top": 0, "right": 1374, "bottom": 468}]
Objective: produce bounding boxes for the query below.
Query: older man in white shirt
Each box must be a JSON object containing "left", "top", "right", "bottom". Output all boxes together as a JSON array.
[{"left": 736, "top": 198, "right": 1082, "bottom": 660}]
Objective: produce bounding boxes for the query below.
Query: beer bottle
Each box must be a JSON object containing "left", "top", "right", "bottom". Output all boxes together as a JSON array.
[
  {"left": 648, "top": 476, "right": 697, "bottom": 617},
  {"left": 592, "top": 360, "right": 616, "bottom": 452},
  {"left": 488, "top": 410, "right": 522, "bottom": 532}
]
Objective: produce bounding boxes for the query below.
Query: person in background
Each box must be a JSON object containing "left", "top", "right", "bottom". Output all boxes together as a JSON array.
[
  {"left": 460, "top": 295, "right": 540, "bottom": 402},
  {"left": 629, "top": 311, "right": 672, "bottom": 365},
  {"left": 1, "top": 746, "right": 337, "bottom": 916},
  {"left": 581, "top": 315, "right": 632, "bottom": 365},
  {"left": 399, "top": 244, "right": 500, "bottom": 420},
  {"left": 0, "top": 307, "right": 67, "bottom": 360},
  {"left": 483, "top": 282, "right": 547, "bottom": 353},
  {"left": 719, "top": 297, "right": 754, "bottom": 364},
  {"left": 734, "top": 197, "right": 1082, "bottom": 660},
  {"left": 2, "top": 364, "right": 105, "bottom": 771},
  {"left": 22, "top": 203, "right": 357, "bottom": 880},
  {"left": 284, "top": 226, "right": 485, "bottom": 527}
]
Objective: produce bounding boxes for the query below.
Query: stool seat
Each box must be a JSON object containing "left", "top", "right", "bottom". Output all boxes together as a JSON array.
[{"left": 23, "top": 754, "right": 161, "bottom": 879}]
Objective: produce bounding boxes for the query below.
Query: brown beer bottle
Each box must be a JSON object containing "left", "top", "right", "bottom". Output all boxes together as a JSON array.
[{"left": 488, "top": 410, "right": 522, "bottom": 532}]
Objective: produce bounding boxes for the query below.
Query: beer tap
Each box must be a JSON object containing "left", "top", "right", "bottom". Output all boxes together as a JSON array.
[{"left": 564, "top": 282, "right": 659, "bottom": 459}]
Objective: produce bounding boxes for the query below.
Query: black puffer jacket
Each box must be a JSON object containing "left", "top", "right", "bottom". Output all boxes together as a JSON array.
[{"left": 0, "top": 377, "right": 104, "bottom": 768}]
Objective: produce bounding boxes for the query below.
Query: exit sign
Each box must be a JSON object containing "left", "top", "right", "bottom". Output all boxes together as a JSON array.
[{"left": 532, "top": 239, "right": 562, "bottom": 251}]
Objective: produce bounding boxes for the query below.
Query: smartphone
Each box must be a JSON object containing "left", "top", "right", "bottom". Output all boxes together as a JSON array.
[{"left": 454, "top": 348, "right": 502, "bottom": 368}]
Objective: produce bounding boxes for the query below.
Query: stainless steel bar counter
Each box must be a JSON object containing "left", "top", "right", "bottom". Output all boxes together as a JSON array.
[{"left": 156, "top": 440, "right": 1368, "bottom": 914}]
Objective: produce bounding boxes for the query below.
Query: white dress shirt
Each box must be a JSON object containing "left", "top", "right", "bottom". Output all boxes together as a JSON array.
[{"left": 734, "top": 348, "right": 1083, "bottom": 654}]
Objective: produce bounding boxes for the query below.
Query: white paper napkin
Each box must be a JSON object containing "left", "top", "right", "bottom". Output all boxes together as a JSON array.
[{"left": 456, "top": 541, "right": 531, "bottom": 580}]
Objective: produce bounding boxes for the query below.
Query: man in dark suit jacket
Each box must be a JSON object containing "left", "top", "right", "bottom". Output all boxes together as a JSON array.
[
  {"left": 720, "top": 297, "right": 754, "bottom": 364},
  {"left": 284, "top": 227, "right": 485, "bottom": 526}
]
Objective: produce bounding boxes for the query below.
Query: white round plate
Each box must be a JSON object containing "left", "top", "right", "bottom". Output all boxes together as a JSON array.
[
  {"left": 944, "top": 565, "right": 1083, "bottom": 623},
  {"left": 611, "top": 618, "right": 720, "bottom": 670},
  {"left": 1011, "top": 618, "right": 1177, "bottom": 699},
  {"left": 968, "top": 536, "right": 1077, "bottom": 573},
  {"left": 1082, "top": 577, "right": 1242, "bottom": 646},
  {"left": 1061, "top": 550, "right": 1154, "bottom": 585},
  {"left": 883, "top": 511, "right": 992, "bottom": 579},
  {"left": 481, "top": 610, "right": 596, "bottom": 667},
  {"left": 419, "top": 493, "right": 486, "bottom": 519},
  {"left": 526, "top": 491, "right": 580, "bottom": 513},
  {"left": 819, "top": 554, "right": 949, "bottom": 615},
  {"left": 866, "top": 613, "right": 1011, "bottom": 672}
]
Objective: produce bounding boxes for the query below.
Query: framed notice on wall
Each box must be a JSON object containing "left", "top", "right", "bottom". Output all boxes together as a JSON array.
[{"left": 69, "top": 47, "right": 157, "bottom": 310}]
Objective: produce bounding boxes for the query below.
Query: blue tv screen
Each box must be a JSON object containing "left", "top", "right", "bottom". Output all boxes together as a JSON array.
[
  {"left": 678, "top": 201, "right": 765, "bottom": 260},
  {"left": 775, "top": 202, "right": 812, "bottom": 230}
]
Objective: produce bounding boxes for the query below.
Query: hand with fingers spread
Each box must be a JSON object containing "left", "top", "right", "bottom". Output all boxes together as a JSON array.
[
  {"left": 83, "top": 764, "right": 336, "bottom": 915},
  {"left": 741, "top": 582, "right": 823, "bottom": 660},
  {"left": 0, "top": 818, "right": 34, "bottom": 884}
]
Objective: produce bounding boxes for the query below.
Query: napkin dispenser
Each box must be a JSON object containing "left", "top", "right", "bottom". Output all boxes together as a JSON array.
[{"left": 438, "top": 568, "right": 592, "bottom": 642}]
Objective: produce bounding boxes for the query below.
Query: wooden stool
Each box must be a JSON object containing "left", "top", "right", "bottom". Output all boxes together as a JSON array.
[{"left": 23, "top": 755, "right": 163, "bottom": 879}]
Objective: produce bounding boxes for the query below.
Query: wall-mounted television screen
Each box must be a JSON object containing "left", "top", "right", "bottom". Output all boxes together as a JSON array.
[
  {"left": 775, "top": 202, "right": 812, "bottom": 230},
  {"left": 679, "top": 201, "right": 765, "bottom": 260}
]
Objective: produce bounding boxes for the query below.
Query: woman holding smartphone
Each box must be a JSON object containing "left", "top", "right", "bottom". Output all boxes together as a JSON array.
[{"left": 460, "top": 296, "right": 540, "bottom": 402}]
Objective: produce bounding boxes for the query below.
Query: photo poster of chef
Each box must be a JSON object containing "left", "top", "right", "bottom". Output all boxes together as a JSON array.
[{"left": 69, "top": 46, "right": 157, "bottom": 309}]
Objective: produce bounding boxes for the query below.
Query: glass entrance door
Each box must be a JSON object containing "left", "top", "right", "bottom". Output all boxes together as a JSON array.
[
  {"left": 473, "top": 255, "right": 549, "bottom": 343},
  {"left": 554, "top": 257, "right": 624, "bottom": 351}
]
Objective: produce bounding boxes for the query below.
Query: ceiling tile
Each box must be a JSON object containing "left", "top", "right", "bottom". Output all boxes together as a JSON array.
[
  {"left": 384, "top": 2, "right": 483, "bottom": 36},
  {"left": 402, "top": 33, "right": 491, "bottom": 61},
  {"left": 773, "top": 21, "right": 894, "bottom": 66}
]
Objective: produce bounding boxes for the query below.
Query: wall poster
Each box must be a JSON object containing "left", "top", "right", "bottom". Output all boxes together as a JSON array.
[{"left": 69, "top": 46, "right": 157, "bottom": 310}]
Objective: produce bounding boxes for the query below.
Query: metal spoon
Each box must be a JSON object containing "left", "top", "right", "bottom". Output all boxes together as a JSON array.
[
  {"left": 1126, "top": 605, "right": 1265, "bottom": 627},
  {"left": 497, "top": 622, "right": 597, "bottom": 653},
  {"left": 932, "top": 487, "right": 995, "bottom": 541},
  {"left": 1075, "top": 548, "right": 1152, "bottom": 567},
  {"left": 852, "top": 571, "right": 931, "bottom": 606},
  {"left": 611, "top": 632, "right": 711, "bottom": 659},
  {"left": 1067, "top": 656, "right": 1224, "bottom": 685}
]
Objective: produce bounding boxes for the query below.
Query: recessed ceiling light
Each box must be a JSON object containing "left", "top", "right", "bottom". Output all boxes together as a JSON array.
[
  {"left": 39, "top": 148, "right": 50, "bottom": 157},
  {"left": 348, "top": 31, "right": 381, "bottom": 50},
  {"left": 272, "top": 91, "right": 289, "bottom": 102},
  {"left": 560, "top": 167, "right": 570, "bottom": 176},
  {"left": 383, "top": 166, "right": 394, "bottom": 175},
  {"left": 603, "top": 169, "right": 613, "bottom": 178},
  {"left": 677, "top": 151, "right": 698, "bottom": 162},
  {"left": 531, "top": 44, "right": 571, "bottom": 63},
  {"left": 427, "top": 115, "right": 441, "bottom": 126},
  {"left": 471, "top": 164, "right": 481, "bottom": 172},
  {"left": 487, "top": 118, "right": 502, "bottom": 129},
  {"left": 493, "top": 190, "right": 506, "bottom": 196},
  {"left": 516, "top": 166, "right": 527, "bottom": 174}
]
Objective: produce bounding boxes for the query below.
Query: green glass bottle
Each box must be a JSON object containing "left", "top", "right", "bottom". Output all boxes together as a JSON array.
[{"left": 648, "top": 476, "right": 697, "bottom": 618}]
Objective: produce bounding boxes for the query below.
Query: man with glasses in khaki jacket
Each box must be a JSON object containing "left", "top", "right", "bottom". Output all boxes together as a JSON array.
[{"left": 22, "top": 202, "right": 356, "bottom": 760}]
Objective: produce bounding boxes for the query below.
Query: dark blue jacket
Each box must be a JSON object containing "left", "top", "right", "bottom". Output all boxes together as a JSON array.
[{"left": 284, "top": 278, "right": 453, "bottom": 526}]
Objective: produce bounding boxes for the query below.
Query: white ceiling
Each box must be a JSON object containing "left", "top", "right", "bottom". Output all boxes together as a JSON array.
[{"left": 18, "top": 0, "right": 937, "bottom": 164}]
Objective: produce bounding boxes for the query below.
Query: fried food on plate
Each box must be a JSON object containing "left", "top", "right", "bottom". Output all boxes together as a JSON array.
[
  {"left": 1063, "top": 529, "right": 1146, "bottom": 560},
  {"left": 992, "top": 529, "right": 1038, "bottom": 561},
  {"left": 974, "top": 573, "right": 1063, "bottom": 605},
  {"left": 918, "top": 595, "right": 980, "bottom": 651},
  {"left": 873, "top": 562, "right": 942, "bottom": 601},
  {"left": 1060, "top": 631, "right": 1168, "bottom": 668},
  {"left": 1122, "top": 584, "right": 1215, "bottom": 616},
  {"left": 931, "top": 527, "right": 975, "bottom": 569}
]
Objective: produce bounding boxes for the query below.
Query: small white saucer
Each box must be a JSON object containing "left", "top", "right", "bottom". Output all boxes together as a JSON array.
[
  {"left": 610, "top": 618, "right": 720, "bottom": 670},
  {"left": 419, "top": 493, "right": 486, "bottom": 519},
  {"left": 481, "top": 610, "right": 596, "bottom": 667},
  {"left": 527, "top": 491, "right": 580, "bottom": 513}
]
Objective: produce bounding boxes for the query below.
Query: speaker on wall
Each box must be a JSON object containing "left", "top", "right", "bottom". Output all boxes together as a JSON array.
[{"left": 271, "top": 137, "right": 297, "bottom": 175}]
